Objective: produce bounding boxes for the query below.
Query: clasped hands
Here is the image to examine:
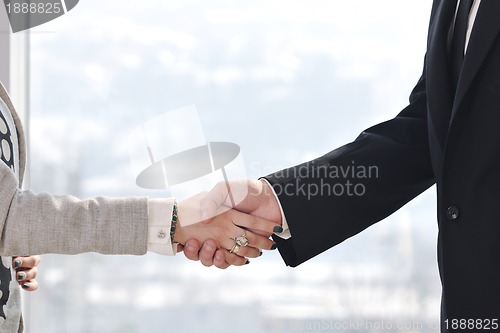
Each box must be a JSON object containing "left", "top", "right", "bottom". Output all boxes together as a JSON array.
[{"left": 174, "top": 179, "right": 282, "bottom": 269}]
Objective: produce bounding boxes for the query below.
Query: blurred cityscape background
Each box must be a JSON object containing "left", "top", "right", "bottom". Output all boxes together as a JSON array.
[{"left": 20, "top": 0, "right": 440, "bottom": 332}]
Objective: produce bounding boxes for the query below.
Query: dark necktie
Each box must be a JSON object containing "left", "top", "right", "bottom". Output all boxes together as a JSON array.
[{"left": 449, "top": 0, "right": 474, "bottom": 89}]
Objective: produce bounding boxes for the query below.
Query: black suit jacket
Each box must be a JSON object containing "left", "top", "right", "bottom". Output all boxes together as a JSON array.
[{"left": 265, "top": 0, "right": 500, "bottom": 328}]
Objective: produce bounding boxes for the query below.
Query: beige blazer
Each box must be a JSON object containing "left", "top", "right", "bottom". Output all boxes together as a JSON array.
[{"left": 0, "top": 82, "right": 148, "bottom": 256}]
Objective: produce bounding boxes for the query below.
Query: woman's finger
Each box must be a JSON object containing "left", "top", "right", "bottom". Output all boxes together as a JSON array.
[
  {"left": 223, "top": 250, "right": 249, "bottom": 266},
  {"left": 16, "top": 267, "right": 38, "bottom": 283},
  {"left": 227, "top": 242, "right": 262, "bottom": 258},
  {"left": 228, "top": 210, "right": 280, "bottom": 239},
  {"left": 20, "top": 280, "right": 38, "bottom": 292},
  {"left": 214, "top": 213, "right": 276, "bottom": 252},
  {"left": 224, "top": 227, "right": 275, "bottom": 252},
  {"left": 13, "top": 255, "right": 41, "bottom": 269}
]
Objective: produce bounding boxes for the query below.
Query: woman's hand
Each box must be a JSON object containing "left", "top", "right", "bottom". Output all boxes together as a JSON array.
[{"left": 13, "top": 255, "right": 41, "bottom": 291}]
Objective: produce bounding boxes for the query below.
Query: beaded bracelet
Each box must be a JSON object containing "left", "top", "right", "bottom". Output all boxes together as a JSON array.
[{"left": 170, "top": 200, "right": 178, "bottom": 244}]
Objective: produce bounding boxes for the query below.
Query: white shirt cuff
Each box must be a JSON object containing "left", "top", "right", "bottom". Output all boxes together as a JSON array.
[
  {"left": 147, "top": 198, "right": 178, "bottom": 255},
  {"left": 260, "top": 178, "right": 292, "bottom": 240}
]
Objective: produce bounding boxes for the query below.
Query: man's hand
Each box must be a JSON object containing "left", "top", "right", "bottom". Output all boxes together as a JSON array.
[
  {"left": 201, "top": 179, "right": 282, "bottom": 225},
  {"left": 174, "top": 188, "right": 281, "bottom": 268},
  {"left": 183, "top": 179, "right": 283, "bottom": 268}
]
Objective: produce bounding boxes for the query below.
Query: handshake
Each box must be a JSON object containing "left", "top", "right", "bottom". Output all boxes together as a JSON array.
[{"left": 173, "top": 179, "right": 283, "bottom": 269}]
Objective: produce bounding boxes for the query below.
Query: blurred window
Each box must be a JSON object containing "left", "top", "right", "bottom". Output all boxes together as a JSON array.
[{"left": 23, "top": 1, "right": 439, "bottom": 332}]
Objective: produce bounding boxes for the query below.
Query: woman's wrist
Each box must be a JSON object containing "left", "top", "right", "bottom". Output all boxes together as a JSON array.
[
  {"left": 173, "top": 198, "right": 195, "bottom": 245},
  {"left": 173, "top": 224, "right": 186, "bottom": 245}
]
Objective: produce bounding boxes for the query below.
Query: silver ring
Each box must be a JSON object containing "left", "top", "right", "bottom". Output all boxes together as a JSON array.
[
  {"left": 229, "top": 244, "right": 241, "bottom": 254},
  {"left": 234, "top": 233, "right": 249, "bottom": 247}
]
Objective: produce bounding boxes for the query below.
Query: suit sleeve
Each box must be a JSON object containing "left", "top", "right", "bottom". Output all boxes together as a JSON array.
[{"left": 264, "top": 68, "right": 436, "bottom": 267}]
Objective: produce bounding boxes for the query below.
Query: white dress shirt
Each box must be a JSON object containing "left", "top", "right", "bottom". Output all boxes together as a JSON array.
[
  {"left": 148, "top": 199, "right": 177, "bottom": 255},
  {"left": 459, "top": 0, "right": 481, "bottom": 53}
]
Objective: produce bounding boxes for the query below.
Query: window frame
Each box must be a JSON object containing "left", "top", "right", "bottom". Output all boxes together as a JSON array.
[{"left": 1, "top": 7, "right": 10, "bottom": 88}]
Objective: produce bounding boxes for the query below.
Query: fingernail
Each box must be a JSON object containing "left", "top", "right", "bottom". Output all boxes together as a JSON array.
[
  {"left": 14, "top": 259, "right": 21, "bottom": 268},
  {"left": 201, "top": 209, "right": 209, "bottom": 220},
  {"left": 245, "top": 260, "right": 250, "bottom": 265},
  {"left": 22, "top": 284, "right": 29, "bottom": 290},
  {"left": 271, "top": 243, "right": 278, "bottom": 250},
  {"left": 215, "top": 251, "right": 225, "bottom": 261},
  {"left": 17, "top": 273, "right": 25, "bottom": 281},
  {"left": 204, "top": 243, "right": 214, "bottom": 252},
  {"left": 273, "top": 226, "right": 283, "bottom": 233}
]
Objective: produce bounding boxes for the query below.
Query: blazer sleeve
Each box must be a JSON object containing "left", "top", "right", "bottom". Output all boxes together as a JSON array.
[
  {"left": 0, "top": 161, "right": 149, "bottom": 256},
  {"left": 264, "top": 67, "right": 436, "bottom": 267}
]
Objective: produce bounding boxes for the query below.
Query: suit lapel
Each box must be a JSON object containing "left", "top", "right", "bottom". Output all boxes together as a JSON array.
[
  {"left": 451, "top": 0, "right": 500, "bottom": 119},
  {"left": 427, "top": 0, "right": 456, "bottom": 153}
]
